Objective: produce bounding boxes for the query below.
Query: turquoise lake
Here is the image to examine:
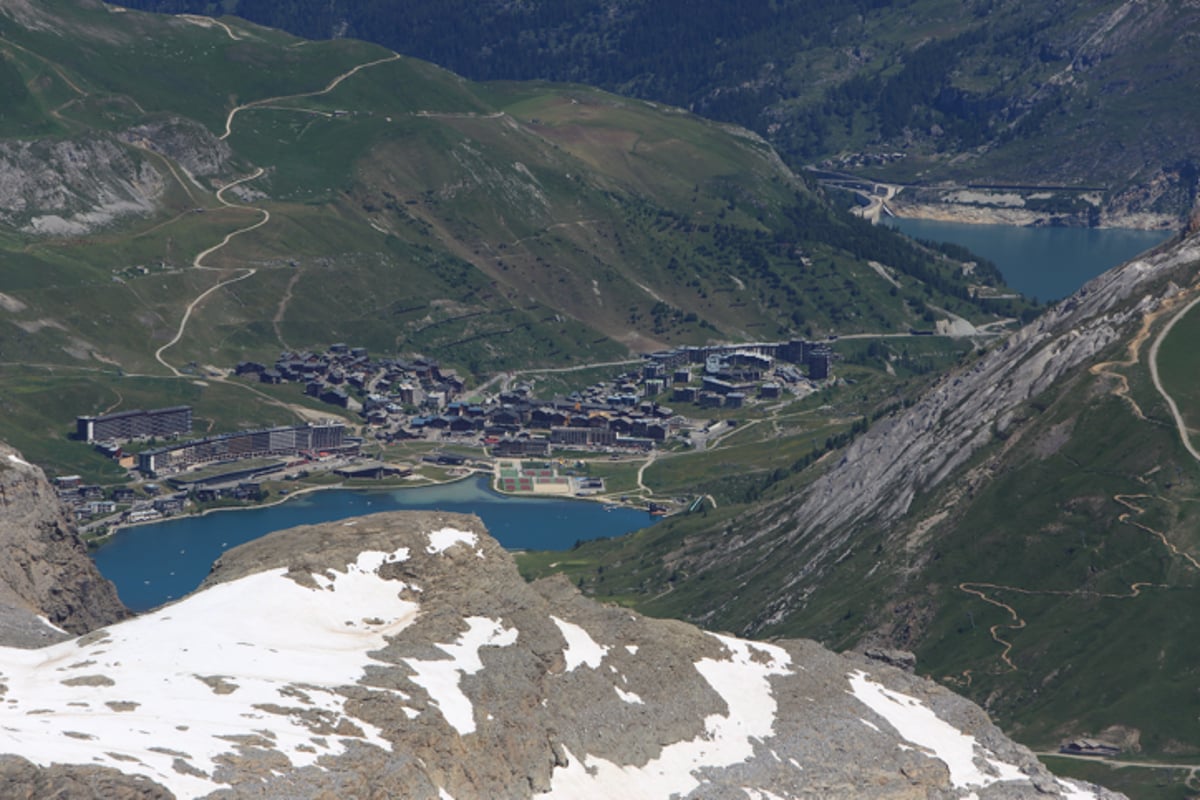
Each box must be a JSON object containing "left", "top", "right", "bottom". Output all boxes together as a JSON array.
[
  {"left": 92, "top": 476, "right": 652, "bottom": 611},
  {"left": 888, "top": 218, "right": 1170, "bottom": 302}
]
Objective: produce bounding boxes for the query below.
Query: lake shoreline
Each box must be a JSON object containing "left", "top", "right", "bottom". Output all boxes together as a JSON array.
[
  {"left": 888, "top": 201, "right": 1177, "bottom": 232},
  {"left": 92, "top": 465, "right": 653, "bottom": 547},
  {"left": 91, "top": 474, "right": 656, "bottom": 611},
  {"left": 884, "top": 217, "right": 1172, "bottom": 302}
]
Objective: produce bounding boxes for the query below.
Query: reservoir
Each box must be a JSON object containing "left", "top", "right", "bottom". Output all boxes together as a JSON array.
[
  {"left": 92, "top": 476, "right": 652, "bottom": 612},
  {"left": 888, "top": 218, "right": 1170, "bottom": 303}
]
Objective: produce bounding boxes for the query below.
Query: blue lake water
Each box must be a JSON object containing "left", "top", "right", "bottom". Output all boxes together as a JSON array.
[
  {"left": 888, "top": 218, "right": 1170, "bottom": 303},
  {"left": 92, "top": 476, "right": 652, "bottom": 612}
]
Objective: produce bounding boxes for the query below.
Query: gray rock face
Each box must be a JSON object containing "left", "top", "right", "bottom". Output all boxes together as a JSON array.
[
  {"left": 697, "top": 233, "right": 1200, "bottom": 633},
  {"left": 0, "top": 135, "right": 165, "bottom": 235},
  {"left": 0, "top": 445, "right": 128, "bottom": 645},
  {"left": 0, "top": 511, "right": 1122, "bottom": 799},
  {"left": 0, "top": 756, "right": 172, "bottom": 800},
  {"left": 118, "top": 118, "right": 233, "bottom": 182}
]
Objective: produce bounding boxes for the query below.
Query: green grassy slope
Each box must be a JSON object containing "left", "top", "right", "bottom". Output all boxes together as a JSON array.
[
  {"left": 521, "top": 236, "right": 1200, "bottom": 796},
  {"left": 0, "top": 0, "right": 1035, "bottom": 472},
  {"left": 111, "top": 0, "right": 1200, "bottom": 218}
]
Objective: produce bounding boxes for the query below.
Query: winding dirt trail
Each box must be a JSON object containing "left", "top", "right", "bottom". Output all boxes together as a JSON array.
[
  {"left": 178, "top": 14, "right": 241, "bottom": 41},
  {"left": 154, "top": 169, "right": 268, "bottom": 375},
  {"left": 1148, "top": 291, "right": 1200, "bottom": 462},
  {"left": 958, "top": 579, "right": 1164, "bottom": 671},
  {"left": 958, "top": 488, "right": 1200, "bottom": 673},
  {"left": 157, "top": 49, "right": 404, "bottom": 374},
  {"left": 636, "top": 451, "right": 657, "bottom": 495},
  {"left": 1114, "top": 493, "right": 1200, "bottom": 570},
  {"left": 219, "top": 53, "right": 402, "bottom": 140}
]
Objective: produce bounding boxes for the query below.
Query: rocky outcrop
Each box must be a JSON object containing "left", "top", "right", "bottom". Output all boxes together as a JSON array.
[
  {"left": 0, "top": 135, "right": 165, "bottom": 235},
  {"left": 119, "top": 117, "right": 233, "bottom": 182},
  {"left": 0, "top": 511, "right": 1121, "bottom": 799},
  {"left": 0, "top": 756, "right": 171, "bottom": 800},
  {"left": 0, "top": 445, "right": 128, "bottom": 645}
]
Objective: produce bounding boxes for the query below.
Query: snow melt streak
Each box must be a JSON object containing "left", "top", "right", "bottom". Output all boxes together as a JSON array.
[
  {"left": 546, "top": 633, "right": 792, "bottom": 798},
  {"left": 403, "top": 616, "right": 518, "bottom": 736},
  {"left": 0, "top": 548, "right": 416, "bottom": 799},
  {"left": 551, "top": 615, "right": 608, "bottom": 671},
  {"left": 847, "top": 670, "right": 1025, "bottom": 790}
]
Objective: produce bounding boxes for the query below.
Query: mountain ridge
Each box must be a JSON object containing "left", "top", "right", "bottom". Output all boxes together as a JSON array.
[{"left": 0, "top": 496, "right": 1125, "bottom": 799}]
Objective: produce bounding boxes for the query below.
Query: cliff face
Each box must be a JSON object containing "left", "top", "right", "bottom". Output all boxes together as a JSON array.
[
  {"left": 0, "top": 445, "right": 128, "bottom": 645},
  {"left": 0, "top": 510, "right": 1121, "bottom": 799},
  {"left": 0, "top": 136, "right": 166, "bottom": 235}
]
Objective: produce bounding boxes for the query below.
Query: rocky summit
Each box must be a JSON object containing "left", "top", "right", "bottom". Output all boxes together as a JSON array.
[
  {"left": 0, "top": 444, "right": 127, "bottom": 647},
  {"left": 0, "top": 505, "right": 1120, "bottom": 799}
]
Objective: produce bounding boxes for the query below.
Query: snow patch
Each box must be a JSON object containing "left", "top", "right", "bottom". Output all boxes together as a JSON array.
[
  {"left": 6, "top": 453, "right": 31, "bottom": 468},
  {"left": 550, "top": 616, "right": 608, "bottom": 671},
  {"left": 742, "top": 789, "right": 787, "bottom": 800},
  {"left": 545, "top": 632, "right": 791, "bottom": 798},
  {"left": 403, "top": 616, "right": 518, "bottom": 736},
  {"left": 613, "top": 686, "right": 644, "bottom": 705},
  {"left": 847, "top": 670, "right": 1025, "bottom": 790},
  {"left": 1056, "top": 779, "right": 1103, "bottom": 799},
  {"left": 426, "top": 527, "right": 478, "bottom": 555},
  {"left": 0, "top": 548, "right": 418, "bottom": 798}
]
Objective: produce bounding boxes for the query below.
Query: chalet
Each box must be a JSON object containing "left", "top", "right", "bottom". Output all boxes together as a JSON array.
[
  {"left": 231, "top": 482, "right": 264, "bottom": 500},
  {"left": 153, "top": 495, "right": 186, "bottom": 515},
  {"left": 492, "top": 405, "right": 529, "bottom": 425},
  {"left": 532, "top": 408, "right": 569, "bottom": 428},
  {"left": 1059, "top": 739, "right": 1120, "bottom": 758},
  {"left": 492, "top": 438, "right": 549, "bottom": 457},
  {"left": 319, "top": 388, "right": 349, "bottom": 408},
  {"left": 672, "top": 386, "right": 697, "bottom": 403}
]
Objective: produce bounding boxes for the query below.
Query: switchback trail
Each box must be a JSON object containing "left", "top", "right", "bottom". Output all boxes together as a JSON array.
[
  {"left": 154, "top": 169, "right": 267, "bottom": 376},
  {"left": 159, "top": 48, "right": 404, "bottom": 374},
  {"left": 958, "top": 579, "right": 1163, "bottom": 672},
  {"left": 1114, "top": 493, "right": 1200, "bottom": 570},
  {"left": 959, "top": 488, "right": 1198, "bottom": 672}
]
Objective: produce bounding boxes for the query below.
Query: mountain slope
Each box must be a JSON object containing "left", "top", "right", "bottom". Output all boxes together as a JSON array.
[
  {"left": 0, "top": 443, "right": 128, "bottom": 644},
  {"left": 526, "top": 229, "right": 1200, "bottom": 773},
  {"left": 111, "top": 0, "right": 1200, "bottom": 222},
  {"left": 0, "top": 509, "right": 1122, "bottom": 799},
  {"left": 0, "top": 0, "right": 1032, "bottom": 474}
]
